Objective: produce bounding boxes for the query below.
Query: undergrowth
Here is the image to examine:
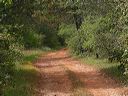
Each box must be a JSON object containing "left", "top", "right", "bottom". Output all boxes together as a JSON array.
[
  {"left": 81, "top": 57, "right": 128, "bottom": 85},
  {"left": 3, "top": 50, "right": 44, "bottom": 96}
]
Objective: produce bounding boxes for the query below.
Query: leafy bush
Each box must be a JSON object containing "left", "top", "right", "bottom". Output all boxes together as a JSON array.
[
  {"left": 0, "top": 29, "right": 22, "bottom": 94},
  {"left": 58, "top": 23, "right": 77, "bottom": 44},
  {"left": 40, "top": 24, "right": 61, "bottom": 49},
  {"left": 23, "top": 30, "right": 43, "bottom": 49},
  {"left": 119, "top": 49, "right": 128, "bottom": 75},
  {"left": 59, "top": 17, "right": 100, "bottom": 56},
  {"left": 58, "top": 23, "right": 86, "bottom": 55},
  {"left": 67, "top": 30, "right": 86, "bottom": 56}
]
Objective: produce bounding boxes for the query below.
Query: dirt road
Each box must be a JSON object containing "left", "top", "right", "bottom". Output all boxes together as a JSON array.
[{"left": 35, "top": 50, "right": 128, "bottom": 96}]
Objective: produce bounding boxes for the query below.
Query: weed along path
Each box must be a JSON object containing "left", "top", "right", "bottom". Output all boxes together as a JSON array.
[{"left": 34, "top": 49, "right": 128, "bottom": 96}]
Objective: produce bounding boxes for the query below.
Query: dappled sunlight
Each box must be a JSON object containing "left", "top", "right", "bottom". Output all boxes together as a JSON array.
[
  {"left": 35, "top": 50, "right": 128, "bottom": 96},
  {"left": 4, "top": 63, "right": 38, "bottom": 96}
]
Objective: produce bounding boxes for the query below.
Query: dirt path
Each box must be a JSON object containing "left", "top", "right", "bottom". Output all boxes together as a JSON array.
[{"left": 34, "top": 50, "right": 128, "bottom": 96}]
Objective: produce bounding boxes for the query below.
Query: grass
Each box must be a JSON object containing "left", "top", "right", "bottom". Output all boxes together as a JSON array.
[
  {"left": 23, "top": 50, "right": 44, "bottom": 63},
  {"left": 3, "top": 50, "right": 44, "bottom": 96},
  {"left": 80, "top": 56, "right": 128, "bottom": 85}
]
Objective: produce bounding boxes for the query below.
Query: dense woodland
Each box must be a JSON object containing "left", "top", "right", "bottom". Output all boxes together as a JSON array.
[{"left": 0, "top": 0, "right": 128, "bottom": 95}]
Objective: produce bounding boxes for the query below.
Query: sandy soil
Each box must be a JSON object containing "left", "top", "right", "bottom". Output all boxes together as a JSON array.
[{"left": 34, "top": 49, "right": 128, "bottom": 96}]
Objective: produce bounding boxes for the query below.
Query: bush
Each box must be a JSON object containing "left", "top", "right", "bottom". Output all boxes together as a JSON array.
[
  {"left": 58, "top": 23, "right": 77, "bottom": 44},
  {"left": 119, "top": 49, "right": 128, "bottom": 75},
  {"left": 23, "top": 31, "right": 43, "bottom": 49},
  {"left": 59, "top": 17, "right": 101, "bottom": 56},
  {"left": 40, "top": 24, "right": 61, "bottom": 49},
  {"left": 0, "top": 30, "right": 22, "bottom": 94},
  {"left": 58, "top": 23, "right": 86, "bottom": 55},
  {"left": 68, "top": 30, "right": 86, "bottom": 56}
]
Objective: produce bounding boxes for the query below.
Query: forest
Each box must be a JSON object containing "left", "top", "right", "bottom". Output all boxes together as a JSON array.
[{"left": 0, "top": 0, "right": 128, "bottom": 96}]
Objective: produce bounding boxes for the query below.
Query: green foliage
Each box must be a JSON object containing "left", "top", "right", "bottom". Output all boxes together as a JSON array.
[
  {"left": 59, "top": 16, "right": 100, "bottom": 56},
  {"left": 81, "top": 17, "right": 101, "bottom": 54},
  {"left": 81, "top": 57, "right": 127, "bottom": 84},
  {"left": 23, "top": 50, "right": 43, "bottom": 62},
  {"left": 0, "top": 32, "right": 22, "bottom": 94},
  {"left": 23, "top": 30, "right": 43, "bottom": 49},
  {"left": 3, "top": 50, "right": 44, "bottom": 96},
  {"left": 39, "top": 24, "right": 61, "bottom": 49},
  {"left": 94, "top": 16, "right": 122, "bottom": 58},
  {"left": 58, "top": 23, "right": 77, "bottom": 44},
  {"left": 58, "top": 23, "right": 86, "bottom": 55},
  {"left": 59, "top": 0, "right": 128, "bottom": 76},
  {"left": 0, "top": 0, "right": 46, "bottom": 93},
  {"left": 120, "top": 50, "right": 128, "bottom": 75},
  {"left": 3, "top": 63, "right": 38, "bottom": 96},
  {"left": 68, "top": 30, "right": 86, "bottom": 56},
  {"left": 95, "top": 0, "right": 128, "bottom": 74}
]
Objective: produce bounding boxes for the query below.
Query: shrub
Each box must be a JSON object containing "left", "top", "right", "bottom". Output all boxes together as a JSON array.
[
  {"left": 0, "top": 29, "right": 22, "bottom": 94},
  {"left": 23, "top": 31, "right": 43, "bottom": 49},
  {"left": 119, "top": 49, "right": 128, "bottom": 75},
  {"left": 67, "top": 30, "right": 86, "bottom": 56},
  {"left": 40, "top": 24, "right": 61, "bottom": 49}
]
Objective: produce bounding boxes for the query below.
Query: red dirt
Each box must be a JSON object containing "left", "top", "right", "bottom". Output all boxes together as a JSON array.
[{"left": 34, "top": 49, "right": 128, "bottom": 96}]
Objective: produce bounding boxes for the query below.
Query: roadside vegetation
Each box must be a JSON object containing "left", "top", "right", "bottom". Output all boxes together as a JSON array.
[
  {"left": 81, "top": 57, "right": 128, "bottom": 85},
  {"left": 58, "top": 1, "right": 128, "bottom": 84},
  {"left": 3, "top": 50, "right": 43, "bottom": 96}
]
